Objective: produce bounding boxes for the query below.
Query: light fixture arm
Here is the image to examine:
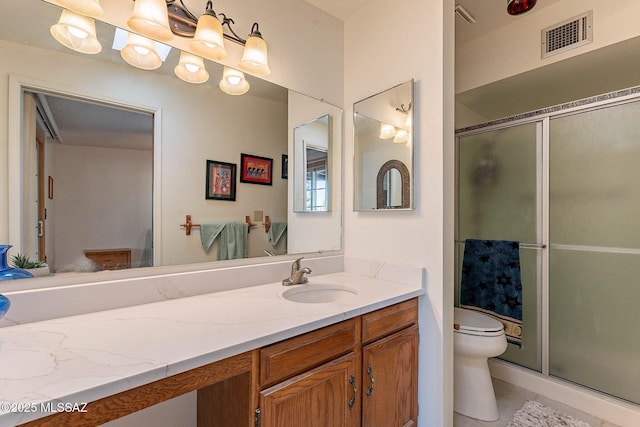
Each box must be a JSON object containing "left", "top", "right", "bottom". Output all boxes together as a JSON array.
[
  {"left": 396, "top": 103, "right": 411, "bottom": 113},
  {"left": 219, "top": 13, "right": 246, "bottom": 45},
  {"left": 166, "top": 0, "right": 260, "bottom": 46}
]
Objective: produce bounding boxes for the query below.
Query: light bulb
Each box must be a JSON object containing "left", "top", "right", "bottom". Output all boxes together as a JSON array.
[
  {"left": 174, "top": 52, "right": 209, "bottom": 84},
  {"left": 219, "top": 67, "right": 249, "bottom": 95},
  {"left": 50, "top": 9, "right": 102, "bottom": 54}
]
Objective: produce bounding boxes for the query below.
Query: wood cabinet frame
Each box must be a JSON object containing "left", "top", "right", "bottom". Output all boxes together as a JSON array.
[{"left": 16, "top": 298, "right": 419, "bottom": 427}]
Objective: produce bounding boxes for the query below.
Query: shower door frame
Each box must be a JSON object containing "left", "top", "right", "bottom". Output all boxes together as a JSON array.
[{"left": 455, "top": 85, "right": 640, "bottom": 382}]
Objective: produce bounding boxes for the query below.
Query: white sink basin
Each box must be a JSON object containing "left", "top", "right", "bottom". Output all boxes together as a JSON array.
[{"left": 282, "top": 284, "right": 358, "bottom": 304}]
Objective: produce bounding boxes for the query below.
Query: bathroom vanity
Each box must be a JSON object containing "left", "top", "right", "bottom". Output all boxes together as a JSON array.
[{"left": 0, "top": 265, "right": 423, "bottom": 427}]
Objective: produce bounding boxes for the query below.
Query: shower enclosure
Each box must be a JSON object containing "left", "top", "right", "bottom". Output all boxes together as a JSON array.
[{"left": 455, "top": 88, "right": 640, "bottom": 405}]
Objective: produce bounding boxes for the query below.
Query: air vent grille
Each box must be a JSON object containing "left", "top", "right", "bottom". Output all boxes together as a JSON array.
[{"left": 542, "top": 11, "right": 592, "bottom": 58}]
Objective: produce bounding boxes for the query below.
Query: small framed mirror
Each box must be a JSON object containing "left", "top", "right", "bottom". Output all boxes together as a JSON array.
[
  {"left": 354, "top": 80, "right": 414, "bottom": 211},
  {"left": 293, "top": 114, "right": 332, "bottom": 212}
]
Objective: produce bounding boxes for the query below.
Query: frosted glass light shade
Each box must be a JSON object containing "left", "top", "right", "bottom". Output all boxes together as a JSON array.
[
  {"left": 393, "top": 129, "right": 409, "bottom": 144},
  {"left": 127, "top": 0, "right": 173, "bottom": 42},
  {"left": 50, "top": 9, "right": 102, "bottom": 54},
  {"left": 174, "top": 52, "right": 209, "bottom": 84},
  {"left": 191, "top": 13, "right": 227, "bottom": 61},
  {"left": 121, "top": 33, "right": 161, "bottom": 70},
  {"left": 379, "top": 123, "right": 396, "bottom": 140},
  {"left": 238, "top": 33, "right": 270, "bottom": 75},
  {"left": 50, "top": 0, "right": 103, "bottom": 18},
  {"left": 219, "top": 67, "right": 250, "bottom": 95},
  {"left": 404, "top": 113, "right": 412, "bottom": 130}
]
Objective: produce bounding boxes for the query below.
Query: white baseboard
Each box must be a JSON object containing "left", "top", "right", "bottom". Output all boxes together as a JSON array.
[{"left": 489, "top": 359, "right": 640, "bottom": 427}]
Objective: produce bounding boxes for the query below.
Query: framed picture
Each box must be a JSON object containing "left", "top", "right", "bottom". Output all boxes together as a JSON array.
[
  {"left": 206, "top": 160, "right": 237, "bottom": 201},
  {"left": 281, "top": 154, "right": 288, "bottom": 179},
  {"left": 240, "top": 153, "right": 273, "bottom": 185}
]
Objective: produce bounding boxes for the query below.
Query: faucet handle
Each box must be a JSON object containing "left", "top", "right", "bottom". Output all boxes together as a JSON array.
[{"left": 292, "top": 257, "right": 304, "bottom": 271}]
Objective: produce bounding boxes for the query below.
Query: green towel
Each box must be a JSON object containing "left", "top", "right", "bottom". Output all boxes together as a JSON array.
[
  {"left": 200, "top": 223, "right": 226, "bottom": 253},
  {"left": 268, "top": 222, "right": 287, "bottom": 246},
  {"left": 218, "top": 222, "right": 249, "bottom": 260}
]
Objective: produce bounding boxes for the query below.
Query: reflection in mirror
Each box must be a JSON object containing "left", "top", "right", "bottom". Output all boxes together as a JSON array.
[
  {"left": 383, "top": 169, "right": 401, "bottom": 207},
  {"left": 3, "top": 0, "right": 343, "bottom": 279},
  {"left": 353, "top": 80, "right": 414, "bottom": 211},
  {"left": 376, "top": 160, "right": 410, "bottom": 209},
  {"left": 293, "top": 115, "right": 331, "bottom": 212},
  {"left": 22, "top": 92, "right": 154, "bottom": 272}
]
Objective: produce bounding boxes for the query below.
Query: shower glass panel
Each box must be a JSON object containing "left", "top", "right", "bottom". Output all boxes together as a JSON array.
[
  {"left": 457, "top": 122, "right": 542, "bottom": 371},
  {"left": 549, "top": 101, "right": 640, "bottom": 404}
]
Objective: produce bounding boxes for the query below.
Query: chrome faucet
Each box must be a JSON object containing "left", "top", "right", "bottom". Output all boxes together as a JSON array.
[{"left": 282, "top": 257, "right": 312, "bottom": 286}]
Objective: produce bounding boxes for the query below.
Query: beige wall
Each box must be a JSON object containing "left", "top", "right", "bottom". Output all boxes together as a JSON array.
[
  {"left": 456, "top": 0, "right": 640, "bottom": 94},
  {"left": 344, "top": 0, "right": 455, "bottom": 425},
  {"left": 287, "top": 91, "right": 343, "bottom": 255},
  {"left": 51, "top": 144, "right": 153, "bottom": 271}
]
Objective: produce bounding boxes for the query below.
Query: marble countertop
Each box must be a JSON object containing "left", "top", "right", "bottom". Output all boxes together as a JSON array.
[{"left": 0, "top": 271, "right": 423, "bottom": 426}]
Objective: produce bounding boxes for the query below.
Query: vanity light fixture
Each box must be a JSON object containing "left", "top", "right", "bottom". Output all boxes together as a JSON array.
[
  {"left": 50, "top": 9, "right": 102, "bottom": 54},
  {"left": 379, "top": 123, "right": 397, "bottom": 140},
  {"left": 190, "top": 1, "right": 227, "bottom": 61},
  {"left": 393, "top": 128, "right": 409, "bottom": 144},
  {"left": 237, "top": 23, "right": 270, "bottom": 75},
  {"left": 121, "top": 32, "right": 163, "bottom": 70},
  {"left": 174, "top": 51, "right": 209, "bottom": 83},
  {"left": 49, "top": 0, "right": 103, "bottom": 18},
  {"left": 219, "top": 66, "right": 250, "bottom": 95},
  {"left": 167, "top": 0, "right": 270, "bottom": 76},
  {"left": 507, "top": 0, "right": 537, "bottom": 15},
  {"left": 394, "top": 104, "right": 411, "bottom": 143},
  {"left": 128, "top": 0, "right": 174, "bottom": 42}
]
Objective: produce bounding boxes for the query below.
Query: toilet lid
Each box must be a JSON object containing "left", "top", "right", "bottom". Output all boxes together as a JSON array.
[{"left": 454, "top": 307, "right": 504, "bottom": 333}]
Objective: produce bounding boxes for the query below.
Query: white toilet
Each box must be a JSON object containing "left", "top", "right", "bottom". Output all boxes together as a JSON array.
[{"left": 453, "top": 307, "right": 508, "bottom": 421}]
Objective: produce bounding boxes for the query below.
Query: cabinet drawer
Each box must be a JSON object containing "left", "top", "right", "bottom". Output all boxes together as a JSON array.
[
  {"left": 259, "top": 318, "right": 358, "bottom": 388},
  {"left": 84, "top": 249, "right": 131, "bottom": 270},
  {"left": 361, "top": 298, "right": 418, "bottom": 344}
]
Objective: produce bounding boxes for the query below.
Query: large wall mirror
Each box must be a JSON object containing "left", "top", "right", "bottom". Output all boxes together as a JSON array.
[
  {"left": 2, "top": 0, "right": 342, "bottom": 279},
  {"left": 353, "top": 80, "right": 413, "bottom": 211}
]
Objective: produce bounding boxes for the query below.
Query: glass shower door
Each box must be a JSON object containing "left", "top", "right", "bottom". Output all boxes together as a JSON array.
[
  {"left": 549, "top": 100, "right": 640, "bottom": 404},
  {"left": 457, "top": 121, "right": 543, "bottom": 371}
]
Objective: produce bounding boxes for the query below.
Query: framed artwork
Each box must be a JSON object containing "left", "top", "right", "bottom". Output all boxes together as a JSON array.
[
  {"left": 240, "top": 153, "right": 273, "bottom": 185},
  {"left": 206, "top": 160, "right": 237, "bottom": 201},
  {"left": 281, "top": 154, "right": 288, "bottom": 179}
]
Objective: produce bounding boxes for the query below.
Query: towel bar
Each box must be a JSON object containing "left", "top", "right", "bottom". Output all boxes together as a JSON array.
[
  {"left": 454, "top": 240, "right": 546, "bottom": 249},
  {"left": 180, "top": 215, "right": 256, "bottom": 235},
  {"left": 180, "top": 215, "right": 200, "bottom": 235}
]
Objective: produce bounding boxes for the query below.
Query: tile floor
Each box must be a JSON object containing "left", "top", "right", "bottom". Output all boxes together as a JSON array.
[{"left": 454, "top": 378, "right": 621, "bottom": 427}]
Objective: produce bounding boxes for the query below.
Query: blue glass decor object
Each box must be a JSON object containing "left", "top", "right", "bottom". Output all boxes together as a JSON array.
[
  {"left": 0, "top": 294, "right": 10, "bottom": 319},
  {"left": 0, "top": 245, "right": 33, "bottom": 280}
]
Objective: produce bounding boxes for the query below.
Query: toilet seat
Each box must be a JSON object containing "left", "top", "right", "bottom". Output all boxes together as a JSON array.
[{"left": 454, "top": 307, "right": 505, "bottom": 337}]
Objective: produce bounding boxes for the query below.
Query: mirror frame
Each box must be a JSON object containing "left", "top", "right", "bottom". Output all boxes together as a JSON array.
[
  {"left": 376, "top": 159, "right": 410, "bottom": 209},
  {"left": 353, "top": 79, "right": 414, "bottom": 211}
]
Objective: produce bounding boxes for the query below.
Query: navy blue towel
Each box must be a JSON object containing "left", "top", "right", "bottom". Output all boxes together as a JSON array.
[{"left": 460, "top": 239, "right": 523, "bottom": 346}]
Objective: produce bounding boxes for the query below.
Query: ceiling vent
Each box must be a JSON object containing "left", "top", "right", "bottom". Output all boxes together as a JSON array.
[{"left": 541, "top": 11, "right": 592, "bottom": 59}]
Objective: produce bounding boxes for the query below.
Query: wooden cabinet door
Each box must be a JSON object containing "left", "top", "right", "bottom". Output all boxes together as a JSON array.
[
  {"left": 259, "top": 352, "right": 360, "bottom": 427},
  {"left": 362, "top": 325, "right": 419, "bottom": 427}
]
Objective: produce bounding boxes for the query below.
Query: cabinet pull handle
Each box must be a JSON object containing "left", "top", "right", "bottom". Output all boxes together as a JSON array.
[
  {"left": 366, "top": 365, "right": 375, "bottom": 397},
  {"left": 348, "top": 374, "right": 357, "bottom": 409}
]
